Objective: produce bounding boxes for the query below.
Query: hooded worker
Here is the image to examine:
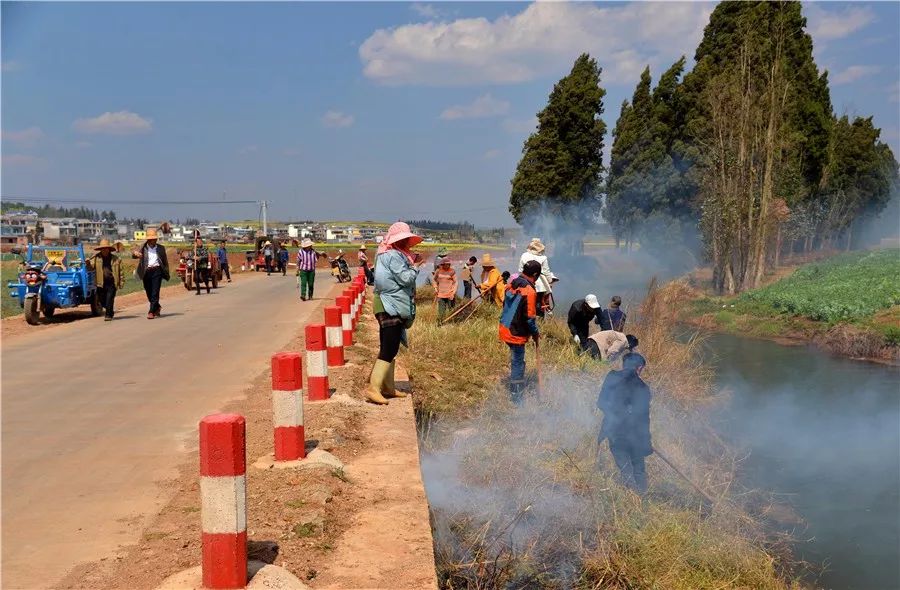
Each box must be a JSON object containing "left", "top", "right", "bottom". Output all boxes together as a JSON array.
[
  {"left": 132, "top": 228, "right": 169, "bottom": 319},
  {"left": 92, "top": 239, "right": 124, "bottom": 321},
  {"left": 367, "top": 222, "right": 426, "bottom": 405},
  {"left": 479, "top": 253, "right": 504, "bottom": 305},
  {"left": 567, "top": 294, "right": 602, "bottom": 350},
  {"left": 597, "top": 352, "right": 652, "bottom": 494}
]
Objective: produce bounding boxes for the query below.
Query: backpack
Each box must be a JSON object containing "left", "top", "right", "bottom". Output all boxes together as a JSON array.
[{"left": 500, "top": 282, "right": 531, "bottom": 337}]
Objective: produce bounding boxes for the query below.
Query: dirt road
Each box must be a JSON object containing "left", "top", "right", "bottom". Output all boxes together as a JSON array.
[{"left": 1, "top": 270, "right": 337, "bottom": 589}]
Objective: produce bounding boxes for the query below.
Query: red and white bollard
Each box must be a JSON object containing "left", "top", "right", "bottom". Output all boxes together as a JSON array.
[
  {"left": 324, "top": 306, "right": 345, "bottom": 366},
  {"left": 271, "top": 352, "right": 305, "bottom": 461},
  {"left": 344, "top": 288, "right": 357, "bottom": 328},
  {"left": 305, "top": 324, "right": 329, "bottom": 401},
  {"left": 200, "top": 413, "right": 247, "bottom": 589},
  {"left": 336, "top": 296, "right": 353, "bottom": 346}
]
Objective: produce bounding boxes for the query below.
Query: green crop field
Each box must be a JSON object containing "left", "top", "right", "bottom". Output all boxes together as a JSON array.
[{"left": 738, "top": 249, "right": 900, "bottom": 322}]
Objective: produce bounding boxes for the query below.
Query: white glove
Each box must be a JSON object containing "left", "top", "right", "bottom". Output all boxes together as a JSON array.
[{"left": 573, "top": 335, "right": 580, "bottom": 345}]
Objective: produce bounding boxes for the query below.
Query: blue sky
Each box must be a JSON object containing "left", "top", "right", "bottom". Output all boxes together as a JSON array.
[{"left": 2, "top": 1, "right": 898, "bottom": 227}]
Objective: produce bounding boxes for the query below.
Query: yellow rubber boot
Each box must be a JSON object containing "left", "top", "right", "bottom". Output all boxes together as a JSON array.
[
  {"left": 365, "top": 360, "right": 390, "bottom": 405},
  {"left": 382, "top": 360, "right": 407, "bottom": 398}
]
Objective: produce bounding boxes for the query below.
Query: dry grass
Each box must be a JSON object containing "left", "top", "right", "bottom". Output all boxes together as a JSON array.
[{"left": 410, "top": 282, "right": 805, "bottom": 589}]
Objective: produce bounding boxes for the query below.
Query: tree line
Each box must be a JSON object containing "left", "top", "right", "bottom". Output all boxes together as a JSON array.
[
  {"left": 405, "top": 219, "right": 476, "bottom": 232},
  {"left": 1, "top": 201, "right": 119, "bottom": 221},
  {"left": 509, "top": 1, "right": 899, "bottom": 294}
]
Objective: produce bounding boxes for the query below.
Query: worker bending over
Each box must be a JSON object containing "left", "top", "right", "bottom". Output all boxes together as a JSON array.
[
  {"left": 567, "top": 294, "right": 602, "bottom": 350},
  {"left": 587, "top": 332, "right": 638, "bottom": 362}
]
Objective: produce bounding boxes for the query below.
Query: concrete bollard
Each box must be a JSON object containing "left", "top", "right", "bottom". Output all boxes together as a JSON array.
[
  {"left": 324, "top": 306, "right": 345, "bottom": 367},
  {"left": 305, "top": 324, "right": 329, "bottom": 401},
  {"left": 200, "top": 414, "right": 247, "bottom": 589},
  {"left": 336, "top": 296, "right": 353, "bottom": 346},
  {"left": 271, "top": 352, "right": 305, "bottom": 461},
  {"left": 344, "top": 288, "right": 357, "bottom": 328}
]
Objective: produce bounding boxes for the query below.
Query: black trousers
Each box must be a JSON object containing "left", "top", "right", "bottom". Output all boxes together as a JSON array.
[
  {"left": 609, "top": 440, "right": 648, "bottom": 494},
  {"left": 221, "top": 263, "right": 231, "bottom": 280},
  {"left": 377, "top": 317, "right": 403, "bottom": 362},
  {"left": 463, "top": 280, "right": 473, "bottom": 299},
  {"left": 98, "top": 285, "right": 116, "bottom": 318},
  {"left": 143, "top": 267, "right": 163, "bottom": 314},
  {"left": 265, "top": 256, "right": 273, "bottom": 274},
  {"left": 363, "top": 264, "right": 375, "bottom": 285},
  {"left": 195, "top": 267, "right": 210, "bottom": 293},
  {"left": 568, "top": 323, "right": 590, "bottom": 351}
]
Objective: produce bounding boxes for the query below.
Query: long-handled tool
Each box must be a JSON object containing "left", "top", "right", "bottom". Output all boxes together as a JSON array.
[
  {"left": 534, "top": 337, "right": 544, "bottom": 397},
  {"left": 440, "top": 289, "right": 485, "bottom": 324},
  {"left": 654, "top": 448, "right": 715, "bottom": 504}
]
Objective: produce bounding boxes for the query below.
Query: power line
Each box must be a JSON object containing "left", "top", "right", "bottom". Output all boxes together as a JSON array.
[{"left": 1, "top": 196, "right": 258, "bottom": 205}]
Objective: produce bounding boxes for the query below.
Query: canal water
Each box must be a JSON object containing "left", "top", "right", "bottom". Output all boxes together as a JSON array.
[{"left": 704, "top": 334, "right": 900, "bottom": 590}]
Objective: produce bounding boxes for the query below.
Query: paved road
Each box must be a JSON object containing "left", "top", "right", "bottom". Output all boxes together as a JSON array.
[{"left": 1, "top": 270, "right": 338, "bottom": 589}]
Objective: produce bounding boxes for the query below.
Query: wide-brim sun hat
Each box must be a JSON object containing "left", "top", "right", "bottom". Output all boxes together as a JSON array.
[
  {"left": 437, "top": 247, "right": 448, "bottom": 256},
  {"left": 585, "top": 294, "right": 600, "bottom": 309},
  {"left": 300, "top": 238, "right": 314, "bottom": 248},
  {"left": 385, "top": 222, "right": 423, "bottom": 248},
  {"left": 94, "top": 238, "right": 115, "bottom": 251},
  {"left": 359, "top": 244, "right": 367, "bottom": 250},
  {"left": 481, "top": 253, "right": 495, "bottom": 267},
  {"left": 527, "top": 238, "right": 545, "bottom": 254},
  {"left": 145, "top": 229, "right": 159, "bottom": 240}
]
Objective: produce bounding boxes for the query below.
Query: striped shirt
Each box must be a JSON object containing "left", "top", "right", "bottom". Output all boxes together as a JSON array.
[{"left": 297, "top": 248, "right": 318, "bottom": 271}]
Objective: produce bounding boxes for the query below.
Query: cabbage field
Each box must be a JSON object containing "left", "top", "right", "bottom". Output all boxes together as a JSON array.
[{"left": 739, "top": 249, "right": 900, "bottom": 322}]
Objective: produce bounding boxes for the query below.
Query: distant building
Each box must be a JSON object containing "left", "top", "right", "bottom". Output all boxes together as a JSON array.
[
  {"left": 42, "top": 218, "right": 79, "bottom": 241},
  {"left": 1, "top": 212, "right": 39, "bottom": 245}
]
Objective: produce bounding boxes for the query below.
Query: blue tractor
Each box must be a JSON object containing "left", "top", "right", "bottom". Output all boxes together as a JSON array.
[{"left": 6, "top": 244, "right": 102, "bottom": 325}]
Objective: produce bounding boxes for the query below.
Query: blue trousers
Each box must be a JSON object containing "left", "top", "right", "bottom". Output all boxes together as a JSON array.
[{"left": 507, "top": 343, "right": 526, "bottom": 405}]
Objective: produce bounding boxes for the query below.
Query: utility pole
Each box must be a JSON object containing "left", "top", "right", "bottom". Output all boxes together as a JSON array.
[{"left": 260, "top": 200, "right": 269, "bottom": 236}]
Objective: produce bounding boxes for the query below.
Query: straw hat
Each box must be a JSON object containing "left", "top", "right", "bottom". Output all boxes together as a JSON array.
[
  {"left": 300, "top": 238, "right": 313, "bottom": 248},
  {"left": 437, "top": 247, "right": 448, "bottom": 256},
  {"left": 481, "top": 253, "right": 495, "bottom": 267},
  {"left": 145, "top": 228, "right": 159, "bottom": 240},
  {"left": 94, "top": 238, "right": 115, "bottom": 251},
  {"left": 265, "top": 240, "right": 272, "bottom": 246},
  {"left": 527, "top": 238, "right": 545, "bottom": 254},
  {"left": 359, "top": 244, "right": 367, "bottom": 250}
]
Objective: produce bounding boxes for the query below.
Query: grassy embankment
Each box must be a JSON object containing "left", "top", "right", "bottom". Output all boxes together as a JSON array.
[
  {"left": 405, "top": 283, "right": 804, "bottom": 589},
  {"left": 679, "top": 249, "right": 900, "bottom": 360}
]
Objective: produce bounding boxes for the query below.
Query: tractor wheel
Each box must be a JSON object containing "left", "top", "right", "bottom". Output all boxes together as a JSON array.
[
  {"left": 24, "top": 294, "right": 40, "bottom": 325},
  {"left": 212, "top": 272, "right": 219, "bottom": 289},
  {"left": 43, "top": 305, "right": 56, "bottom": 319},
  {"left": 90, "top": 293, "right": 103, "bottom": 317}
]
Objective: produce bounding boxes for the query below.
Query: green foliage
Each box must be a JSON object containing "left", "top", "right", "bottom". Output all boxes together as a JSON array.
[
  {"left": 509, "top": 54, "right": 606, "bottom": 228},
  {"left": 740, "top": 249, "right": 900, "bottom": 322}
]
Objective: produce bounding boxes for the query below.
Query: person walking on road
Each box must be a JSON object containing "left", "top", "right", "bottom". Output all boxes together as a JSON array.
[
  {"left": 431, "top": 257, "right": 458, "bottom": 322},
  {"left": 518, "top": 238, "right": 553, "bottom": 317},
  {"left": 461, "top": 256, "right": 477, "bottom": 299},
  {"left": 278, "top": 245, "right": 290, "bottom": 276},
  {"left": 587, "top": 332, "right": 638, "bottom": 362},
  {"left": 217, "top": 240, "right": 231, "bottom": 282},
  {"left": 132, "top": 228, "right": 169, "bottom": 319},
  {"left": 194, "top": 237, "right": 211, "bottom": 295},
  {"left": 358, "top": 244, "right": 374, "bottom": 285},
  {"left": 263, "top": 241, "right": 274, "bottom": 275},
  {"left": 597, "top": 352, "right": 652, "bottom": 494},
  {"left": 296, "top": 238, "right": 321, "bottom": 301},
  {"left": 498, "top": 260, "right": 541, "bottom": 406},
  {"left": 368, "top": 222, "right": 425, "bottom": 405},
  {"left": 598, "top": 296, "right": 627, "bottom": 331},
  {"left": 567, "top": 294, "right": 602, "bottom": 351},
  {"left": 479, "top": 253, "right": 504, "bottom": 306},
  {"left": 91, "top": 239, "right": 124, "bottom": 321}
]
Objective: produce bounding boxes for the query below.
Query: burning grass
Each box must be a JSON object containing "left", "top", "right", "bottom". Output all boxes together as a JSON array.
[{"left": 409, "top": 282, "right": 805, "bottom": 589}]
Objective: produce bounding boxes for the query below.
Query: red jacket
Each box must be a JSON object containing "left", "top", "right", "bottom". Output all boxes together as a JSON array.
[{"left": 498, "top": 276, "right": 538, "bottom": 345}]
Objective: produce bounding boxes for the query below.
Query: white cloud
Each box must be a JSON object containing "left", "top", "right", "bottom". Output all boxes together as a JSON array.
[
  {"left": 359, "top": 2, "right": 712, "bottom": 86},
  {"left": 2, "top": 154, "right": 45, "bottom": 167},
  {"left": 72, "top": 110, "right": 152, "bottom": 135},
  {"left": 2, "top": 126, "right": 44, "bottom": 146},
  {"left": 832, "top": 65, "right": 881, "bottom": 85},
  {"left": 483, "top": 149, "right": 501, "bottom": 160},
  {"left": 410, "top": 3, "right": 440, "bottom": 19},
  {"left": 1, "top": 60, "right": 23, "bottom": 73},
  {"left": 440, "top": 94, "right": 510, "bottom": 120},
  {"left": 805, "top": 4, "right": 874, "bottom": 42},
  {"left": 322, "top": 110, "right": 355, "bottom": 128},
  {"left": 238, "top": 145, "right": 259, "bottom": 154}
]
